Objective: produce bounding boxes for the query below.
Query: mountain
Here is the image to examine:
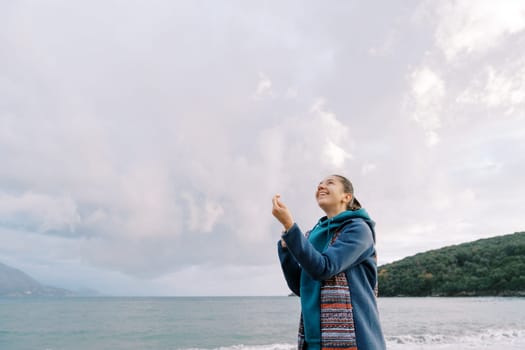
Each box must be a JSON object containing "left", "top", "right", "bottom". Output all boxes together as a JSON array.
[
  {"left": 378, "top": 231, "right": 525, "bottom": 297},
  {"left": 0, "top": 262, "right": 73, "bottom": 296}
]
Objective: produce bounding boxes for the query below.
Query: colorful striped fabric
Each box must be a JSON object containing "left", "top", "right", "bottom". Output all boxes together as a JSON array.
[
  {"left": 297, "top": 271, "right": 358, "bottom": 350},
  {"left": 320, "top": 273, "right": 357, "bottom": 349},
  {"left": 297, "top": 230, "right": 359, "bottom": 350}
]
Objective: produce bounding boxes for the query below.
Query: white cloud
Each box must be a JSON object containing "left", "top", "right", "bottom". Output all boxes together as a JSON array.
[
  {"left": 0, "top": 192, "right": 80, "bottom": 234},
  {"left": 310, "top": 98, "right": 352, "bottom": 168},
  {"left": 435, "top": 0, "right": 525, "bottom": 60},
  {"left": 253, "top": 72, "right": 273, "bottom": 99},
  {"left": 202, "top": 201, "right": 224, "bottom": 232},
  {"left": 484, "top": 67, "right": 525, "bottom": 109},
  {"left": 115, "top": 165, "right": 182, "bottom": 239},
  {"left": 310, "top": 98, "right": 349, "bottom": 142},
  {"left": 324, "top": 140, "right": 351, "bottom": 168},
  {"left": 457, "top": 64, "right": 525, "bottom": 118},
  {"left": 468, "top": 159, "right": 504, "bottom": 174},
  {"left": 221, "top": 97, "right": 356, "bottom": 242},
  {"left": 425, "top": 131, "right": 440, "bottom": 147},
  {"left": 407, "top": 66, "right": 445, "bottom": 146},
  {"left": 182, "top": 193, "right": 224, "bottom": 233}
]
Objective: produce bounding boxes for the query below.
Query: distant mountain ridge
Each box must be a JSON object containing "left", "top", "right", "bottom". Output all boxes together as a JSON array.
[
  {"left": 0, "top": 262, "right": 73, "bottom": 296},
  {"left": 378, "top": 231, "right": 525, "bottom": 297}
]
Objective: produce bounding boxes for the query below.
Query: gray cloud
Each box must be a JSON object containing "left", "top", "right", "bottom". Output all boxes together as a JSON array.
[{"left": 1, "top": 1, "right": 524, "bottom": 295}]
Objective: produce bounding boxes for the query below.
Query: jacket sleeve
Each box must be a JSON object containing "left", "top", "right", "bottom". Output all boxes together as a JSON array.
[
  {"left": 277, "top": 240, "right": 302, "bottom": 296},
  {"left": 281, "top": 220, "right": 374, "bottom": 281}
]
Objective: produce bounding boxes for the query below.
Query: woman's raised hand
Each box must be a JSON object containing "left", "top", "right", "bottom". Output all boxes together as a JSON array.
[{"left": 272, "top": 194, "right": 294, "bottom": 231}]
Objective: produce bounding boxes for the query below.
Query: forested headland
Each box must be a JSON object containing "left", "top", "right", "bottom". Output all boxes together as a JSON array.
[{"left": 378, "top": 231, "right": 525, "bottom": 297}]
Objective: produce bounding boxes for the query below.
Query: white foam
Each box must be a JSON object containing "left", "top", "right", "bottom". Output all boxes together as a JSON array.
[
  {"left": 178, "top": 329, "right": 525, "bottom": 350},
  {"left": 386, "top": 328, "right": 525, "bottom": 349},
  {"left": 179, "top": 344, "right": 295, "bottom": 350}
]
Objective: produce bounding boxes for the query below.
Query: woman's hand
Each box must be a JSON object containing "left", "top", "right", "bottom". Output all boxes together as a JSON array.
[{"left": 272, "top": 194, "right": 294, "bottom": 231}]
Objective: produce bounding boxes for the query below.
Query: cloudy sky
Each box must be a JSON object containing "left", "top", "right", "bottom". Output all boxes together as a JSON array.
[{"left": 1, "top": 0, "right": 524, "bottom": 296}]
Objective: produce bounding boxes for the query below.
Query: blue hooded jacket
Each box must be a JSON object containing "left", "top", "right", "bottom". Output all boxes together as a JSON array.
[{"left": 278, "top": 210, "right": 386, "bottom": 350}]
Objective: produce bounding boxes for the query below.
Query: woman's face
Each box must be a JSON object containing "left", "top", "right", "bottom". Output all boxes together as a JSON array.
[{"left": 315, "top": 176, "right": 350, "bottom": 213}]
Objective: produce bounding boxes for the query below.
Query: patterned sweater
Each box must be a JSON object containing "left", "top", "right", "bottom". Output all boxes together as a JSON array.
[{"left": 278, "top": 217, "right": 386, "bottom": 350}]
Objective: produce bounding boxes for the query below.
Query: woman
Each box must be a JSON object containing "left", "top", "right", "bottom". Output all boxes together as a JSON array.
[{"left": 272, "top": 175, "right": 386, "bottom": 350}]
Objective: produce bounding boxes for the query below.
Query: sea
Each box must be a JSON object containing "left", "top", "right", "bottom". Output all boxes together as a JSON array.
[{"left": 0, "top": 296, "right": 523, "bottom": 350}]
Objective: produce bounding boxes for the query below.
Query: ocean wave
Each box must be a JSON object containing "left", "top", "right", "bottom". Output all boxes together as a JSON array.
[
  {"left": 177, "top": 329, "right": 525, "bottom": 350},
  {"left": 178, "top": 343, "right": 295, "bottom": 350},
  {"left": 386, "top": 328, "right": 525, "bottom": 346}
]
